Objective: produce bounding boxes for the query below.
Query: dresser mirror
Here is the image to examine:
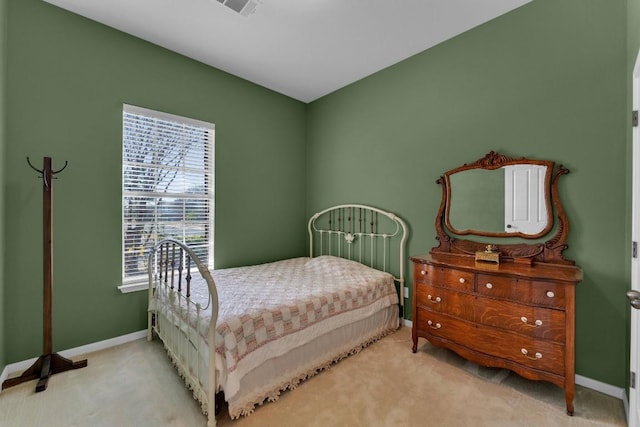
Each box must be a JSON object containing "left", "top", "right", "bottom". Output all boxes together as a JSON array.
[{"left": 433, "top": 151, "right": 574, "bottom": 265}]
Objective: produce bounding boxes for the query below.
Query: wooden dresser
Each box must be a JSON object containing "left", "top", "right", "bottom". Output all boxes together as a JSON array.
[
  {"left": 415, "top": 151, "right": 582, "bottom": 415},
  {"left": 411, "top": 253, "right": 581, "bottom": 414}
]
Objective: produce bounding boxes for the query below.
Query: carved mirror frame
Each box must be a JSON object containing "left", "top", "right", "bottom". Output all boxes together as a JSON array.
[{"left": 432, "top": 151, "right": 574, "bottom": 265}]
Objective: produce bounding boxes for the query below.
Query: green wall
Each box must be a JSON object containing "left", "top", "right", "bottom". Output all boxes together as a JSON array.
[
  {"left": 3, "top": 0, "right": 306, "bottom": 363},
  {"left": 307, "top": 0, "right": 628, "bottom": 387},
  {"left": 0, "top": 0, "right": 7, "bottom": 371},
  {"left": 447, "top": 168, "right": 504, "bottom": 234}
]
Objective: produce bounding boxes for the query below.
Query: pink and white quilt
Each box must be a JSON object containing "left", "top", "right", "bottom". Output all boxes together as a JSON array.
[{"left": 154, "top": 255, "right": 399, "bottom": 415}]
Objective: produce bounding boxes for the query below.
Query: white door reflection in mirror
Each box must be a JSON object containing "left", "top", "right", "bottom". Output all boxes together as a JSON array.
[{"left": 504, "top": 165, "right": 547, "bottom": 235}]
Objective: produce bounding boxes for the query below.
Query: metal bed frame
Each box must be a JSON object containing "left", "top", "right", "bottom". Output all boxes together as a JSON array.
[{"left": 147, "top": 204, "right": 408, "bottom": 427}]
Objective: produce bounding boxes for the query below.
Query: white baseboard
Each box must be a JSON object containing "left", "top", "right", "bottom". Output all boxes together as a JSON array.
[
  {"left": 401, "top": 318, "right": 625, "bottom": 402},
  {"left": 0, "top": 363, "right": 8, "bottom": 389},
  {"left": 0, "top": 329, "right": 147, "bottom": 394},
  {"left": 575, "top": 374, "right": 626, "bottom": 401},
  {"left": 623, "top": 389, "right": 630, "bottom": 424}
]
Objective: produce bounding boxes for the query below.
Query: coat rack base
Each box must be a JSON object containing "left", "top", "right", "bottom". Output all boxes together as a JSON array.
[{"left": 1, "top": 352, "right": 87, "bottom": 392}]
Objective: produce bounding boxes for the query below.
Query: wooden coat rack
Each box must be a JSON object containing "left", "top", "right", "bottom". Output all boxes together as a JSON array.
[{"left": 2, "top": 157, "right": 87, "bottom": 393}]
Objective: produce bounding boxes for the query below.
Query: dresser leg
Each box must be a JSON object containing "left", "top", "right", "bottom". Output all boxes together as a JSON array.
[
  {"left": 565, "top": 392, "right": 575, "bottom": 416},
  {"left": 412, "top": 335, "right": 417, "bottom": 353}
]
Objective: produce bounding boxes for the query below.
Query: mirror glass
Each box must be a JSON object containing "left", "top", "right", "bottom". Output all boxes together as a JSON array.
[{"left": 445, "top": 163, "right": 552, "bottom": 238}]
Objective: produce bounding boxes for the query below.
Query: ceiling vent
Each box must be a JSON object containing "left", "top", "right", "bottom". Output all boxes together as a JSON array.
[{"left": 217, "top": 0, "right": 261, "bottom": 17}]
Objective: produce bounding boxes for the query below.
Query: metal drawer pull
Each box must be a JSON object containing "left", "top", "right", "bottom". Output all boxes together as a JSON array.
[
  {"left": 427, "top": 294, "right": 442, "bottom": 304},
  {"left": 546, "top": 291, "right": 555, "bottom": 298},
  {"left": 421, "top": 270, "right": 426, "bottom": 275},
  {"left": 427, "top": 320, "right": 442, "bottom": 330},
  {"left": 520, "top": 317, "right": 543, "bottom": 327},
  {"left": 485, "top": 283, "right": 493, "bottom": 289},
  {"left": 521, "top": 348, "right": 542, "bottom": 360},
  {"left": 459, "top": 278, "right": 465, "bottom": 283}
]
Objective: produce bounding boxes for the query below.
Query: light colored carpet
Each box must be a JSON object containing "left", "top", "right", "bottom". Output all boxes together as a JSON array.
[{"left": 0, "top": 327, "right": 627, "bottom": 427}]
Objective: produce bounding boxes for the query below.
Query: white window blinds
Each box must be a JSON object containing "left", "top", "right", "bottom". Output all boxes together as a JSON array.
[{"left": 122, "top": 104, "right": 214, "bottom": 283}]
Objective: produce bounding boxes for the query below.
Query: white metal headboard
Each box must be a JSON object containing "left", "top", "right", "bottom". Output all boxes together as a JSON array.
[{"left": 307, "top": 204, "right": 408, "bottom": 314}]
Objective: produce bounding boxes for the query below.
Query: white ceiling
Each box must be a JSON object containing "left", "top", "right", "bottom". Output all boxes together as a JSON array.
[{"left": 43, "top": 0, "right": 532, "bottom": 103}]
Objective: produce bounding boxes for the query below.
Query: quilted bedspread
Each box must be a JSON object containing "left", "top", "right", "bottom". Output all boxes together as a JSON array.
[{"left": 156, "top": 255, "right": 398, "bottom": 401}]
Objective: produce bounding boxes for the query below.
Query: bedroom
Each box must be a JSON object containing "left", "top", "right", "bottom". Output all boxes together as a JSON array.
[{"left": 0, "top": 0, "right": 638, "bottom": 424}]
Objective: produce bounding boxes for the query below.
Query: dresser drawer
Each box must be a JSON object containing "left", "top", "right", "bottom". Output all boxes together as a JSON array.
[
  {"left": 493, "top": 332, "right": 564, "bottom": 376},
  {"left": 414, "top": 264, "right": 474, "bottom": 292},
  {"left": 477, "top": 274, "right": 566, "bottom": 309},
  {"left": 415, "top": 308, "right": 565, "bottom": 376},
  {"left": 474, "top": 297, "right": 566, "bottom": 341},
  {"left": 415, "top": 283, "right": 475, "bottom": 321}
]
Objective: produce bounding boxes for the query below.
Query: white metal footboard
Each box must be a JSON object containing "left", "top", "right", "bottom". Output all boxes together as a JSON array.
[{"left": 147, "top": 239, "right": 219, "bottom": 427}]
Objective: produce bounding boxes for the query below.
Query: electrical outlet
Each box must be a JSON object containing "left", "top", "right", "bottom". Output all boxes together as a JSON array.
[{"left": 404, "top": 287, "right": 409, "bottom": 298}]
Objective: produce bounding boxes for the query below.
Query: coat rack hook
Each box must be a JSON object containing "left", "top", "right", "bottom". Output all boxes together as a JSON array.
[
  {"left": 26, "top": 157, "right": 44, "bottom": 175},
  {"left": 52, "top": 161, "right": 69, "bottom": 175}
]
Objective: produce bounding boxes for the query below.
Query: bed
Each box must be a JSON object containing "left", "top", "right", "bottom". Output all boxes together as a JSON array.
[{"left": 147, "top": 204, "right": 408, "bottom": 427}]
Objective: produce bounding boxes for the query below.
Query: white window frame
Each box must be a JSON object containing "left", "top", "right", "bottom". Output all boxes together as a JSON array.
[{"left": 119, "top": 104, "right": 214, "bottom": 293}]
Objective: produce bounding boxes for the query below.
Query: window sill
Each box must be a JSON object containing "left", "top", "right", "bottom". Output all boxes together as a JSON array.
[{"left": 118, "top": 282, "right": 148, "bottom": 294}]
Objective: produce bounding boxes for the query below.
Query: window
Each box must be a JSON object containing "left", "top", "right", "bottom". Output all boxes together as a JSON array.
[{"left": 121, "top": 104, "right": 214, "bottom": 290}]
